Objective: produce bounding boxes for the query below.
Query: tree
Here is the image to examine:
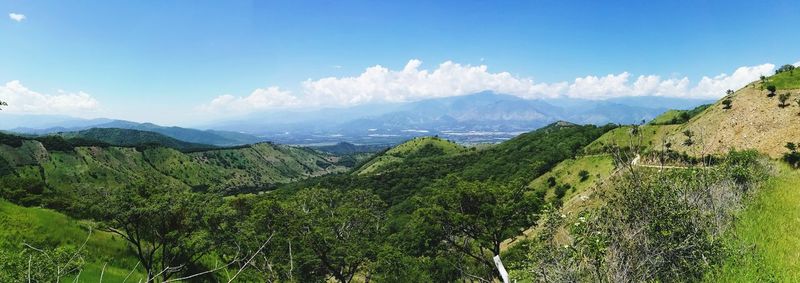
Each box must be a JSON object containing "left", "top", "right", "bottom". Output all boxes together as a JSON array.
[
  {"left": 546, "top": 176, "right": 557, "bottom": 187},
  {"left": 682, "top": 130, "right": 695, "bottom": 146},
  {"left": 767, "top": 85, "right": 777, "bottom": 97},
  {"left": 779, "top": 93, "right": 791, "bottom": 107},
  {"left": 96, "top": 186, "right": 222, "bottom": 282},
  {"left": 784, "top": 142, "right": 800, "bottom": 168},
  {"left": 0, "top": 100, "right": 6, "bottom": 110},
  {"left": 288, "top": 188, "right": 386, "bottom": 283},
  {"left": 578, "top": 170, "right": 590, "bottom": 182},
  {"left": 776, "top": 64, "right": 796, "bottom": 74},
  {"left": 416, "top": 177, "right": 542, "bottom": 281},
  {"left": 721, "top": 98, "right": 732, "bottom": 109}
]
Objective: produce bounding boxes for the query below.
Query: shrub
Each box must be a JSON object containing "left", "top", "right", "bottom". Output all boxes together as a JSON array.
[
  {"left": 578, "top": 170, "right": 590, "bottom": 182},
  {"left": 513, "top": 150, "right": 769, "bottom": 282},
  {"left": 722, "top": 98, "right": 732, "bottom": 109},
  {"left": 779, "top": 93, "right": 791, "bottom": 107},
  {"left": 767, "top": 85, "right": 777, "bottom": 97}
]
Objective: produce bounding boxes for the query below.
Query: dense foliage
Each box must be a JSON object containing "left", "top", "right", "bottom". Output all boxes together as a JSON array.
[
  {"left": 0, "top": 122, "right": 614, "bottom": 281},
  {"left": 509, "top": 150, "right": 770, "bottom": 282}
]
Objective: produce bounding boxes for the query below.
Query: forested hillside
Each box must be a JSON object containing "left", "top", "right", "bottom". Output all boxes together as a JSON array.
[
  {"left": 57, "top": 127, "right": 218, "bottom": 151},
  {"left": 0, "top": 132, "right": 351, "bottom": 200}
]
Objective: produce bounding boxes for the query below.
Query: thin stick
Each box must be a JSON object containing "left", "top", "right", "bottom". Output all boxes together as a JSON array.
[
  {"left": 227, "top": 232, "right": 274, "bottom": 283},
  {"left": 122, "top": 261, "right": 140, "bottom": 283},
  {"left": 100, "top": 262, "right": 107, "bottom": 283},
  {"left": 28, "top": 254, "right": 32, "bottom": 283}
]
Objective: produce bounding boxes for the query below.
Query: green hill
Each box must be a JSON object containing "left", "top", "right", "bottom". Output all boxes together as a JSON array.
[
  {"left": 0, "top": 132, "right": 353, "bottom": 198},
  {"left": 355, "top": 137, "right": 465, "bottom": 175},
  {"left": 57, "top": 127, "right": 216, "bottom": 151},
  {"left": 648, "top": 104, "right": 711, "bottom": 125}
]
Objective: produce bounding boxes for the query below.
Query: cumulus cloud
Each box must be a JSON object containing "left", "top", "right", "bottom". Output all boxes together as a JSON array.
[
  {"left": 199, "top": 86, "right": 299, "bottom": 113},
  {"left": 203, "top": 59, "right": 776, "bottom": 114},
  {"left": 301, "top": 59, "right": 560, "bottom": 106},
  {"left": 0, "top": 80, "right": 100, "bottom": 115},
  {"left": 8, "top": 13, "right": 25, "bottom": 22},
  {"left": 691, "top": 63, "right": 775, "bottom": 98}
]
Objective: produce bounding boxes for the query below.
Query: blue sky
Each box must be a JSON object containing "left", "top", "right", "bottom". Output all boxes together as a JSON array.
[{"left": 1, "top": 0, "right": 799, "bottom": 125}]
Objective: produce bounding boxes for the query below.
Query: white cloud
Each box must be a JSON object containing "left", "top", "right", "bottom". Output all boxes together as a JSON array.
[
  {"left": 202, "top": 59, "right": 776, "bottom": 114},
  {"left": 0, "top": 80, "right": 100, "bottom": 115},
  {"left": 199, "top": 86, "right": 298, "bottom": 113},
  {"left": 301, "top": 59, "right": 560, "bottom": 106},
  {"left": 8, "top": 13, "right": 25, "bottom": 22},
  {"left": 794, "top": 61, "right": 800, "bottom": 67},
  {"left": 691, "top": 63, "right": 774, "bottom": 98}
]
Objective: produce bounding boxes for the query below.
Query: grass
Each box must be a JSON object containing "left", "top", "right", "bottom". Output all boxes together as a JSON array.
[
  {"left": 706, "top": 162, "right": 800, "bottom": 282},
  {"left": 583, "top": 125, "right": 680, "bottom": 154},
  {"left": 529, "top": 154, "right": 615, "bottom": 206},
  {"left": 765, "top": 69, "right": 800, "bottom": 90},
  {"left": 384, "top": 136, "right": 464, "bottom": 157},
  {"left": 649, "top": 109, "right": 685, "bottom": 125},
  {"left": 356, "top": 137, "right": 465, "bottom": 175},
  {"left": 500, "top": 155, "right": 615, "bottom": 252},
  {"left": 0, "top": 199, "right": 145, "bottom": 280}
]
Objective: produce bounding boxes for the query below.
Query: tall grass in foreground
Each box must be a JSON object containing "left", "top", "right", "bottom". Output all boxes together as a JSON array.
[{"left": 705, "top": 163, "right": 800, "bottom": 282}]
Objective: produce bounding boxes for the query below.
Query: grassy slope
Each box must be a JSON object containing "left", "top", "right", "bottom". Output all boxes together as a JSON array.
[
  {"left": 501, "top": 154, "right": 615, "bottom": 251},
  {"left": 355, "top": 137, "right": 465, "bottom": 175},
  {"left": 529, "top": 154, "right": 615, "bottom": 207},
  {"left": 649, "top": 110, "right": 684, "bottom": 125},
  {"left": 583, "top": 124, "right": 680, "bottom": 154},
  {"left": 668, "top": 72, "right": 800, "bottom": 158},
  {"left": 0, "top": 199, "right": 145, "bottom": 281},
  {"left": 706, "top": 163, "right": 800, "bottom": 282}
]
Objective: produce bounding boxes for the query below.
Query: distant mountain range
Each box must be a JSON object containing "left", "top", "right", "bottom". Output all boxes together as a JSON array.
[
  {"left": 204, "top": 92, "right": 712, "bottom": 144},
  {"left": 1, "top": 92, "right": 712, "bottom": 145},
  {"left": 3, "top": 117, "right": 263, "bottom": 146}
]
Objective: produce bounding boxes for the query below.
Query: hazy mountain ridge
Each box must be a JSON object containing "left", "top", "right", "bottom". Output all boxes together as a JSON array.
[
  {"left": 57, "top": 128, "right": 217, "bottom": 151},
  {"left": 5, "top": 118, "right": 263, "bottom": 146},
  {"left": 3, "top": 92, "right": 711, "bottom": 146}
]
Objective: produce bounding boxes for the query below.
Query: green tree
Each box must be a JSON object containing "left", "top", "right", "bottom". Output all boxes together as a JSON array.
[
  {"left": 682, "top": 130, "right": 695, "bottom": 146},
  {"left": 96, "top": 186, "right": 222, "bottom": 282},
  {"left": 417, "top": 177, "right": 542, "bottom": 281},
  {"left": 721, "top": 98, "right": 732, "bottom": 109},
  {"left": 767, "top": 85, "right": 777, "bottom": 97},
  {"left": 578, "top": 170, "right": 590, "bottom": 182},
  {"left": 779, "top": 93, "right": 791, "bottom": 107},
  {"left": 776, "top": 64, "right": 796, "bottom": 74},
  {"left": 546, "top": 176, "right": 557, "bottom": 187},
  {"left": 784, "top": 142, "right": 800, "bottom": 168},
  {"left": 288, "top": 188, "right": 386, "bottom": 283}
]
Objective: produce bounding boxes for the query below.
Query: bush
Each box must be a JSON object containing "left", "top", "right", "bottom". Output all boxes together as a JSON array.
[
  {"left": 513, "top": 150, "right": 769, "bottom": 282},
  {"left": 767, "top": 85, "right": 777, "bottom": 97},
  {"left": 578, "top": 170, "right": 590, "bottom": 182}
]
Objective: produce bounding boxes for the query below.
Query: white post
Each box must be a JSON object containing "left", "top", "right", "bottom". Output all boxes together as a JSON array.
[{"left": 493, "top": 255, "right": 510, "bottom": 283}]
